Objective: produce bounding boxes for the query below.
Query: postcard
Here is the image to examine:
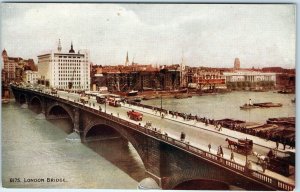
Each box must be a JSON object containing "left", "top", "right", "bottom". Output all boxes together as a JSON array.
[{"left": 1, "top": 3, "right": 296, "bottom": 191}]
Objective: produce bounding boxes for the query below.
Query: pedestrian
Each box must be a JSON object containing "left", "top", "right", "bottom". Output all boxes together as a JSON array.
[
  {"left": 208, "top": 143, "right": 211, "bottom": 152},
  {"left": 219, "top": 145, "right": 223, "bottom": 157},
  {"left": 117, "top": 113, "right": 119, "bottom": 117},
  {"left": 230, "top": 151, "right": 235, "bottom": 162},
  {"left": 276, "top": 141, "right": 279, "bottom": 149},
  {"left": 261, "top": 162, "right": 266, "bottom": 173}
]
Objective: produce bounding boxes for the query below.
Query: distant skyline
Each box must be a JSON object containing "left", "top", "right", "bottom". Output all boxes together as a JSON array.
[{"left": 1, "top": 3, "right": 296, "bottom": 68}]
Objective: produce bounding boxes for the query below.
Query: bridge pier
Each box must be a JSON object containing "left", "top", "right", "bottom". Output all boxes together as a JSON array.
[
  {"left": 66, "top": 108, "right": 81, "bottom": 142},
  {"left": 138, "top": 177, "right": 160, "bottom": 189},
  {"left": 35, "top": 112, "right": 46, "bottom": 120},
  {"left": 20, "top": 102, "right": 28, "bottom": 109}
]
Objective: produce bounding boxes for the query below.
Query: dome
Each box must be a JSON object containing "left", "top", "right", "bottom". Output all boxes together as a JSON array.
[{"left": 137, "top": 178, "right": 160, "bottom": 189}]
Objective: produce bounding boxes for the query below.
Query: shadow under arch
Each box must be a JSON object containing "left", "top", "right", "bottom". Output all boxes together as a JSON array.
[
  {"left": 47, "top": 104, "right": 74, "bottom": 134},
  {"left": 84, "top": 121, "right": 147, "bottom": 182},
  {"left": 30, "top": 96, "right": 42, "bottom": 113}
]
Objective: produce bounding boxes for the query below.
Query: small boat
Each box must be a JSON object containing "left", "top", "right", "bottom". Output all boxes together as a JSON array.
[
  {"left": 266, "top": 117, "right": 295, "bottom": 127},
  {"left": 253, "top": 102, "right": 283, "bottom": 108},
  {"left": 240, "top": 104, "right": 259, "bottom": 110},
  {"left": 278, "top": 90, "right": 294, "bottom": 94},
  {"left": 127, "top": 90, "right": 138, "bottom": 96}
]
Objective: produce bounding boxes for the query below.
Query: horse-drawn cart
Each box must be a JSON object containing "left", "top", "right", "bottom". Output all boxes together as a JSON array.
[{"left": 225, "top": 138, "right": 253, "bottom": 155}]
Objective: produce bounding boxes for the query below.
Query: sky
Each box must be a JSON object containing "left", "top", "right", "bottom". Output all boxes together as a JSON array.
[{"left": 1, "top": 3, "right": 296, "bottom": 68}]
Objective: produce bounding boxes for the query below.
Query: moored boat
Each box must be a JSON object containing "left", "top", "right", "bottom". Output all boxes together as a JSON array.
[
  {"left": 240, "top": 104, "right": 259, "bottom": 110},
  {"left": 253, "top": 102, "right": 282, "bottom": 108},
  {"left": 127, "top": 90, "right": 138, "bottom": 96}
]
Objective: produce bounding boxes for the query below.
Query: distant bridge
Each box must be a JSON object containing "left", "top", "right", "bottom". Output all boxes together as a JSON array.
[{"left": 11, "top": 85, "right": 294, "bottom": 191}]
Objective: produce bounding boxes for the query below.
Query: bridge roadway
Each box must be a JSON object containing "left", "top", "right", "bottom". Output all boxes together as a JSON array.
[{"left": 55, "top": 90, "right": 295, "bottom": 186}]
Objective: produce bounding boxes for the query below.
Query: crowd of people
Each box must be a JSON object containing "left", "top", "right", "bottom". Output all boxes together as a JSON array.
[{"left": 126, "top": 100, "right": 295, "bottom": 150}]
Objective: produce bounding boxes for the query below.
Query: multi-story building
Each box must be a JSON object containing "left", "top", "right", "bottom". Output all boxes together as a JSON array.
[
  {"left": 185, "top": 67, "right": 226, "bottom": 90},
  {"left": 23, "top": 70, "right": 40, "bottom": 84},
  {"left": 37, "top": 40, "right": 90, "bottom": 90},
  {"left": 91, "top": 63, "right": 181, "bottom": 92},
  {"left": 261, "top": 67, "right": 295, "bottom": 89},
  {"left": 223, "top": 70, "right": 276, "bottom": 90},
  {"left": 2, "top": 49, "right": 37, "bottom": 83}
]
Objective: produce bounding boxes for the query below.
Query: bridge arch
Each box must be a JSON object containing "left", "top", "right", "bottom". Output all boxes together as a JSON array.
[
  {"left": 47, "top": 103, "right": 74, "bottom": 123},
  {"left": 30, "top": 96, "right": 42, "bottom": 105},
  {"left": 30, "top": 96, "right": 43, "bottom": 113},
  {"left": 84, "top": 119, "right": 146, "bottom": 165}
]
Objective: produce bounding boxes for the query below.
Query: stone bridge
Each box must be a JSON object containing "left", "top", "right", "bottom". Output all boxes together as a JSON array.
[{"left": 10, "top": 85, "right": 294, "bottom": 191}]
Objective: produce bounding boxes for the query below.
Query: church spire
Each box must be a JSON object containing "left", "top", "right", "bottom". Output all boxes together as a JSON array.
[
  {"left": 57, "top": 39, "right": 62, "bottom": 52},
  {"left": 125, "top": 51, "right": 129, "bottom": 66}
]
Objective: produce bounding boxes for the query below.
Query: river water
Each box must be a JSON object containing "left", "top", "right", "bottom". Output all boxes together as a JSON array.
[
  {"left": 2, "top": 101, "right": 145, "bottom": 189},
  {"left": 142, "top": 91, "right": 295, "bottom": 124},
  {"left": 2, "top": 91, "right": 295, "bottom": 189}
]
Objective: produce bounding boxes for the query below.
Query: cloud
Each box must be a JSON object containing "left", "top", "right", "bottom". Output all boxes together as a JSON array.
[{"left": 1, "top": 3, "right": 296, "bottom": 68}]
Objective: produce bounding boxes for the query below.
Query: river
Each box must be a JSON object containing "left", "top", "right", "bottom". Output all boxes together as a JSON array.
[
  {"left": 142, "top": 91, "right": 295, "bottom": 124},
  {"left": 2, "top": 91, "right": 295, "bottom": 189},
  {"left": 2, "top": 101, "right": 145, "bottom": 189}
]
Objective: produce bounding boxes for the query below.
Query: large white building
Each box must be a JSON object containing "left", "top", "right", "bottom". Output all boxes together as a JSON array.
[
  {"left": 38, "top": 40, "right": 90, "bottom": 90},
  {"left": 223, "top": 70, "right": 276, "bottom": 83}
]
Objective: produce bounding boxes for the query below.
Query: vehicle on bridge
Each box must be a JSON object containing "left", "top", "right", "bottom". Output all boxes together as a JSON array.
[
  {"left": 51, "top": 88, "right": 57, "bottom": 94},
  {"left": 96, "top": 95, "right": 106, "bottom": 104},
  {"left": 107, "top": 95, "right": 121, "bottom": 107},
  {"left": 266, "top": 149, "right": 294, "bottom": 176},
  {"left": 108, "top": 99, "right": 121, "bottom": 107},
  {"left": 225, "top": 138, "right": 253, "bottom": 155},
  {"left": 80, "top": 96, "right": 89, "bottom": 104},
  {"left": 127, "top": 110, "right": 143, "bottom": 121}
]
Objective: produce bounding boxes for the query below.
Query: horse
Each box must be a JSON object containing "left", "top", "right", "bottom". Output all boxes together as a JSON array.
[
  {"left": 253, "top": 151, "right": 269, "bottom": 164},
  {"left": 225, "top": 138, "right": 238, "bottom": 149}
]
